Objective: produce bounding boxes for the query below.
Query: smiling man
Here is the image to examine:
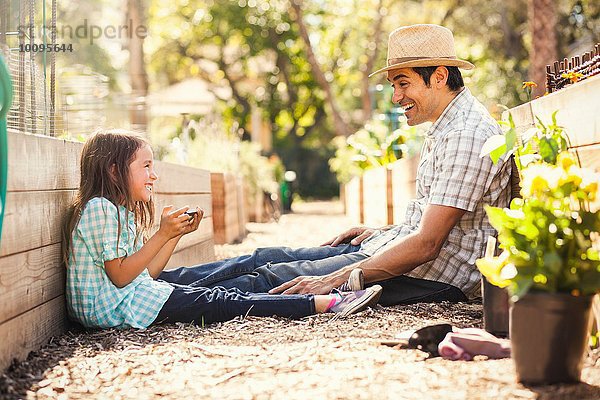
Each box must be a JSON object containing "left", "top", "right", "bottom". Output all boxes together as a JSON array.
[
  {"left": 160, "top": 24, "right": 512, "bottom": 307},
  {"left": 267, "top": 24, "right": 513, "bottom": 303}
]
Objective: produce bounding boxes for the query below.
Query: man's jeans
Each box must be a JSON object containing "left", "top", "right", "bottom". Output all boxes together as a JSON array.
[
  {"left": 159, "top": 244, "right": 468, "bottom": 305},
  {"left": 159, "top": 244, "right": 367, "bottom": 293}
]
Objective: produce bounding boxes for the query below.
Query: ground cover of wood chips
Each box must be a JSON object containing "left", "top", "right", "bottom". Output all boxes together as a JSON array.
[{"left": 1, "top": 201, "right": 599, "bottom": 399}]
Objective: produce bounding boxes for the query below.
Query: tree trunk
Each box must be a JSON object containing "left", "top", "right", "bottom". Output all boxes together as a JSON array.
[
  {"left": 290, "top": 0, "right": 351, "bottom": 136},
  {"left": 528, "top": 0, "right": 557, "bottom": 98},
  {"left": 361, "top": 0, "right": 385, "bottom": 123},
  {"left": 127, "top": 0, "right": 148, "bottom": 130}
]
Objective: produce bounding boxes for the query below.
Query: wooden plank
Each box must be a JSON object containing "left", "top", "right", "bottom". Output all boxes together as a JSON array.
[
  {"left": 0, "top": 244, "right": 65, "bottom": 325},
  {"left": 507, "top": 75, "right": 600, "bottom": 147},
  {"left": 154, "top": 161, "right": 211, "bottom": 194},
  {"left": 362, "top": 167, "right": 387, "bottom": 227},
  {"left": 573, "top": 144, "right": 600, "bottom": 172},
  {"left": 7, "top": 132, "right": 212, "bottom": 194},
  {"left": 345, "top": 177, "right": 361, "bottom": 224},
  {"left": 0, "top": 296, "right": 66, "bottom": 372},
  {"left": 7, "top": 131, "right": 82, "bottom": 192},
  {"left": 391, "top": 156, "right": 418, "bottom": 224},
  {"left": 166, "top": 238, "right": 216, "bottom": 268},
  {"left": 0, "top": 190, "right": 76, "bottom": 257}
]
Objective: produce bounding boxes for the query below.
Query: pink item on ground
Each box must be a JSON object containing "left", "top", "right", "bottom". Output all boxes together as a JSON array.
[{"left": 438, "top": 328, "right": 511, "bottom": 361}]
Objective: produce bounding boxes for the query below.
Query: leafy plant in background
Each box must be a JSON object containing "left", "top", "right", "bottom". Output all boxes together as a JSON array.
[
  {"left": 329, "top": 118, "right": 416, "bottom": 183},
  {"left": 480, "top": 109, "right": 570, "bottom": 172},
  {"left": 154, "top": 115, "right": 281, "bottom": 200},
  {"left": 476, "top": 112, "right": 600, "bottom": 301}
]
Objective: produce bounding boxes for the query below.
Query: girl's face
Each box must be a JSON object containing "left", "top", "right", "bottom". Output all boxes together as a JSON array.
[{"left": 128, "top": 144, "right": 158, "bottom": 203}]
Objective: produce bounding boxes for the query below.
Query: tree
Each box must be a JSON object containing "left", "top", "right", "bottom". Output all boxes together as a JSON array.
[
  {"left": 127, "top": 0, "right": 149, "bottom": 129},
  {"left": 528, "top": 0, "right": 557, "bottom": 97}
]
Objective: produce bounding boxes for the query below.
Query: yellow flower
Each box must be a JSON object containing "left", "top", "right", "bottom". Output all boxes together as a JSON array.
[
  {"left": 559, "top": 165, "right": 583, "bottom": 189},
  {"left": 476, "top": 250, "right": 512, "bottom": 288},
  {"left": 561, "top": 71, "right": 584, "bottom": 83},
  {"left": 580, "top": 169, "right": 600, "bottom": 200},
  {"left": 522, "top": 81, "right": 538, "bottom": 89},
  {"left": 557, "top": 152, "right": 576, "bottom": 171},
  {"left": 521, "top": 163, "right": 560, "bottom": 197}
]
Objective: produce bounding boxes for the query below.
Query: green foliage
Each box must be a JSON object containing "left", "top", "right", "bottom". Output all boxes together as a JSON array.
[
  {"left": 329, "top": 118, "right": 414, "bottom": 183},
  {"left": 481, "top": 110, "right": 569, "bottom": 169},
  {"left": 152, "top": 115, "right": 280, "bottom": 199},
  {"left": 477, "top": 116, "right": 600, "bottom": 300}
]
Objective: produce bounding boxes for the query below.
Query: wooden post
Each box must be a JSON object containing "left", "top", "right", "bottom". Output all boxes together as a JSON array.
[
  {"left": 386, "top": 167, "right": 393, "bottom": 225},
  {"left": 358, "top": 176, "right": 364, "bottom": 224}
]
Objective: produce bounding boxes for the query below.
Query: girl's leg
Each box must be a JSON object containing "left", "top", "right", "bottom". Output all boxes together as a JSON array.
[
  {"left": 152, "top": 283, "right": 383, "bottom": 326},
  {"left": 153, "top": 285, "right": 316, "bottom": 324}
]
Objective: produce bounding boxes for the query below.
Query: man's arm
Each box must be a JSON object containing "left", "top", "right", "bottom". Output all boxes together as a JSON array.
[{"left": 270, "top": 204, "right": 465, "bottom": 294}]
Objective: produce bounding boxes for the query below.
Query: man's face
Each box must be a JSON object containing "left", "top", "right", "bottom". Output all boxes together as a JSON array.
[{"left": 386, "top": 67, "right": 441, "bottom": 126}]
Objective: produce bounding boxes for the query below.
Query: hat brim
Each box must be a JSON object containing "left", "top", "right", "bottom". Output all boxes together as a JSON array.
[{"left": 368, "top": 58, "right": 475, "bottom": 78}]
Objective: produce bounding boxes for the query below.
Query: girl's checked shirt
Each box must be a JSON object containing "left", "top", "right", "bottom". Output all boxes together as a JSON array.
[{"left": 66, "top": 197, "right": 173, "bottom": 329}]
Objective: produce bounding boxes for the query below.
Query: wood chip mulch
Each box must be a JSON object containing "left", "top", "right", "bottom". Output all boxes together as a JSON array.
[{"left": 1, "top": 202, "right": 600, "bottom": 399}]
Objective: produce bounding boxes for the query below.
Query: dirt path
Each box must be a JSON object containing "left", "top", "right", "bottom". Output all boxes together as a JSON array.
[{"left": 1, "top": 201, "right": 599, "bottom": 399}]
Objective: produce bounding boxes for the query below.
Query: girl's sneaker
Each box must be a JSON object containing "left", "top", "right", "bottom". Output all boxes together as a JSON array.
[{"left": 329, "top": 285, "right": 383, "bottom": 318}]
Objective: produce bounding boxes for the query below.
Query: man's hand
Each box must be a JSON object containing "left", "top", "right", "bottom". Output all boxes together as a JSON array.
[
  {"left": 321, "top": 226, "right": 379, "bottom": 247},
  {"left": 269, "top": 275, "right": 337, "bottom": 295}
]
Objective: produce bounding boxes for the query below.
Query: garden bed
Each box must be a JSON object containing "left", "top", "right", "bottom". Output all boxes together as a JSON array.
[{"left": 1, "top": 202, "right": 599, "bottom": 399}]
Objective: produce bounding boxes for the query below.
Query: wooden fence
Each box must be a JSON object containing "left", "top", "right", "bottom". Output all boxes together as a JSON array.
[
  {"left": 0, "top": 131, "right": 215, "bottom": 371},
  {"left": 344, "top": 155, "right": 419, "bottom": 226},
  {"left": 508, "top": 75, "right": 600, "bottom": 213},
  {"left": 211, "top": 172, "right": 247, "bottom": 245}
]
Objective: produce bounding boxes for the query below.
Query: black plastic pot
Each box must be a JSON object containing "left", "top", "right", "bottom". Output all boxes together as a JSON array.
[
  {"left": 482, "top": 276, "right": 510, "bottom": 338},
  {"left": 510, "top": 292, "right": 593, "bottom": 384}
]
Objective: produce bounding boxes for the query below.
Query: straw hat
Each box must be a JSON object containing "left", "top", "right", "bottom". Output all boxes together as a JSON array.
[{"left": 369, "top": 24, "right": 474, "bottom": 77}]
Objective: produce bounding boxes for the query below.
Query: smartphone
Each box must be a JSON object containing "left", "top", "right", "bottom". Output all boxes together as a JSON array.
[{"left": 185, "top": 207, "right": 199, "bottom": 219}]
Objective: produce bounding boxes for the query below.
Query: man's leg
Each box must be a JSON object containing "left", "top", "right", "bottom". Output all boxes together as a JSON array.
[
  {"left": 194, "top": 247, "right": 368, "bottom": 293},
  {"left": 372, "top": 275, "right": 468, "bottom": 306},
  {"left": 159, "top": 244, "right": 360, "bottom": 288}
]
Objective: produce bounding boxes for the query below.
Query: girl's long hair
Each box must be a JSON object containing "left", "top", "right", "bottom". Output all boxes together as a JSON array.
[{"left": 63, "top": 129, "right": 155, "bottom": 264}]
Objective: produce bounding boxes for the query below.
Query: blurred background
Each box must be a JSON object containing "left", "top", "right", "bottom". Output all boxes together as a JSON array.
[{"left": 0, "top": 0, "right": 598, "bottom": 202}]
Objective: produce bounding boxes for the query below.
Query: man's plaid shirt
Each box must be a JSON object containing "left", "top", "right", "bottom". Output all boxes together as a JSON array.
[{"left": 360, "top": 88, "right": 512, "bottom": 299}]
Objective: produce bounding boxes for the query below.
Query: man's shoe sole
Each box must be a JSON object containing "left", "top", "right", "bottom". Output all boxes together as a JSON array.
[
  {"left": 339, "top": 285, "right": 382, "bottom": 318},
  {"left": 338, "top": 268, "right": 365, "bottom": 292}
]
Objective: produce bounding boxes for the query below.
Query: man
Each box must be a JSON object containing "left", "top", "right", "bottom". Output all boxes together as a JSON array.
[{"left": 161, "top": 24, "right": 511, "bottom": 305}]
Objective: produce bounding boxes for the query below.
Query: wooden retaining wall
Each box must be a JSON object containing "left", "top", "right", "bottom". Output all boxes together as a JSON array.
[
  {"left": 0, "top": 131, "right": 215, "bottom": 371},
  {"left": 508, "top": 75, "right": 600, "bottom": 206},
  {"left": 344, "top": 155, "right": 419, "bottom": 226},
  {"left": 211, "top": 172, "right": 247, "bottom": 244}
]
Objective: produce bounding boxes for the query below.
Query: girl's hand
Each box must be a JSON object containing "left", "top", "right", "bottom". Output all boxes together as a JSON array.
[
  {"left": 180, "top": 207, "right": 203, "bottom": 236},
  {"left": 158, "top": 205, "right": 194, "bottom": 239}
]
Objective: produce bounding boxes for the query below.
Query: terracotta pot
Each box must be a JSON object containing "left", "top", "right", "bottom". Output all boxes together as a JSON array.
[{"left": 510, "top": 292, "right": 593, "bottom": 384}]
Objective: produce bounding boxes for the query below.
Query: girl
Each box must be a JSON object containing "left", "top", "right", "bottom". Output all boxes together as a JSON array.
[{"left": 65, "top": 130, "right": 382, "bottom": 329}]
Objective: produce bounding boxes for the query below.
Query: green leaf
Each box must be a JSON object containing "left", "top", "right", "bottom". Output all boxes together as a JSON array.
[
  {"left": 536, "top": 116, "right": 547, "bottom": 132},
  {"left": 551, "top": 110, "right": 559, "bottom": 127},
  {"left": 480, "top": 134, "right": 506, "bottom": 158},
  {"left": 543, "top": 252, "right": 562, "bottom": 274},
  {"left": 508, "top": 112, "right": 515, "bottom": 129},
  {"left": 539, "top": 137, "right": 559, "bottom": 164},
  {"left": 505, "top": 128, "right": 516, "bottom": 152}
]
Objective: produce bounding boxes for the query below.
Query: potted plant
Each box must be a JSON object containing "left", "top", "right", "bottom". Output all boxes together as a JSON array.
[{"left": 477, "top": 112, "right": 600, "bottom": 384}]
